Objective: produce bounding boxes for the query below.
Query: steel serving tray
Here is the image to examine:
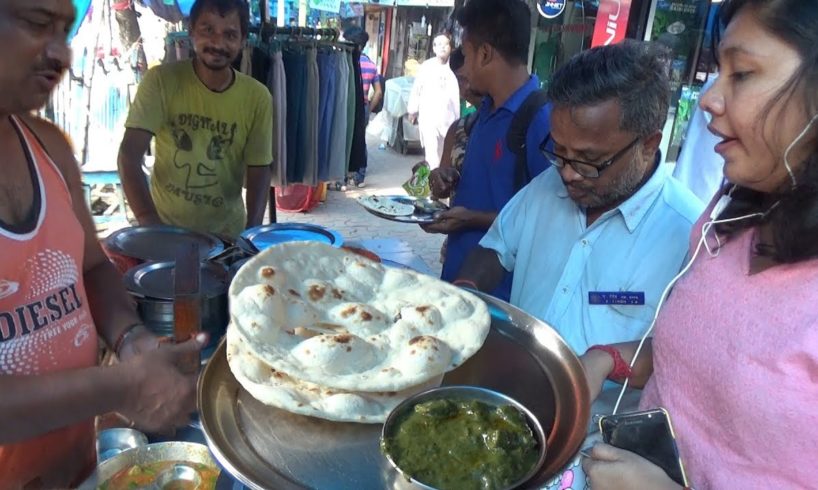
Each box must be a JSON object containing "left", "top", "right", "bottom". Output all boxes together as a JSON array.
[
  {"left": 357, "top": 195, "right": 441, "bottom": 224},
  {"left": 105, "top": 225, "right": 224, "bottom": 262},
  {"left": 240, "top": 223, "right": 344, "bottom": 251},
  {"left": 198, "top": 291, "right": 590, "bottom": 489}
]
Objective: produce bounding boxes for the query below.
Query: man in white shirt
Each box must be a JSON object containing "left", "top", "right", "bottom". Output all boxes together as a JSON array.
[
  {"left": 455, "top": 41, "right": 705, "bottom": 354},
  {"left": 407, "top": 33, "right": 461, "bottom": 169}
]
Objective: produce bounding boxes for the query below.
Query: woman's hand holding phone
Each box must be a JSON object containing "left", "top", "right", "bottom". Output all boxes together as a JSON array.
[{"left": 582, "top": 443, "right": 683, "bottom": 490}]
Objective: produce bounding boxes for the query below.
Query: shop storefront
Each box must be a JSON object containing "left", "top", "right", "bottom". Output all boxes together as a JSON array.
[
  {"left": 381, "top": 1, "right": 455, "bottom": 79},
  {"left": 529, "top": 0, "right": 717, "bottom": 162},
  {"left": 530, "top": 0, "right": 653, "bottom": 91},
  {"left": 645, "top": 0, "right": 718, "bottom": 160}
]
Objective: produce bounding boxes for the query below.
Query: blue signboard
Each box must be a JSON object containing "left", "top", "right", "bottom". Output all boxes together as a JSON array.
[{"left": 537, "top": 0, "right": 566, "bottom": 19}]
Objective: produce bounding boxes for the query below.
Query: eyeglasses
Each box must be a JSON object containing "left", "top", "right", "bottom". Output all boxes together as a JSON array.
[{"left": 539, "top": 135, "right": 641, "bottom": 179}]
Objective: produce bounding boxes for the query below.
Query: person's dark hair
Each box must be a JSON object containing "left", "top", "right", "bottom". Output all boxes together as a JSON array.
[
  {"left": 547, "top": 40, "right": 670, "bottom": 138},
  {"left": 189, "top": 0, "right": 249, "bottom": 38},
  {"left": 450, "top": 47, "right": 465, "bottom": 72},
  {"left": 344, "top": 26, "right": 369, "bottom": 48},
  {"left": 713, "top": 0, "right": 818, "bottom": 263},
  {"left": 455, "top": 0, "right": 530, "bottom": 65}
]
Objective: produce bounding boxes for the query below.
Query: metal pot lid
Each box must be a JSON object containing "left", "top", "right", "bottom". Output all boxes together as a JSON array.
[
  {"left": 125, "top": 261, "right": 228, "bottom": 300},
  {"left": 240, "top": 223, "right": 343, "bottom": 251},
  {"left": 104, "top": 225, "right": 224, "bottom": 262}
]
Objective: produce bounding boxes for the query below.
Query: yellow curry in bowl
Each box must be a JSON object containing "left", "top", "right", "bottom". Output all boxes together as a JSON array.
[{"left": 99, "top": 461, "right": 219, "bottom": 490}]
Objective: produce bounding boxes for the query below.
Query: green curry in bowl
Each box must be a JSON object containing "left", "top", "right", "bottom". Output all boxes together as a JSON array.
[{"left": 381, "top": 386, "right": 546, "bottom": 490}]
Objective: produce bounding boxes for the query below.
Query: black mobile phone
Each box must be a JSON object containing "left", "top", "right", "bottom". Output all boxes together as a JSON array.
[{"left": 598, "top": 408, "right": 689, "bottom": 487}]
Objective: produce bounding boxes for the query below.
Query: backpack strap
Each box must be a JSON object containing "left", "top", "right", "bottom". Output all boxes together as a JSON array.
[
  {"left": 507, "top": 89, "right": 549, "bottom": 191},
  {"left": 463, "top": 111, "right": 479, "bottom": 137}
]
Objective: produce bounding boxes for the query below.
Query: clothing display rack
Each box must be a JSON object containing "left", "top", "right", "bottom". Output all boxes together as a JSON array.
[{"left": 240, "top": 23, "right": 367, "bottom": 213}]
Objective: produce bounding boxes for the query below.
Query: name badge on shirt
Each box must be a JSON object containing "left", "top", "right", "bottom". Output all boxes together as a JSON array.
[{"left": 588, "top": 291, "right": 645, "bottom": 306}]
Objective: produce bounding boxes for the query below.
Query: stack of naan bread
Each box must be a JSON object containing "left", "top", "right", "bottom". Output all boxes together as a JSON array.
[{"left": 226, "top": 242, "right": 491, "bottom": 423}]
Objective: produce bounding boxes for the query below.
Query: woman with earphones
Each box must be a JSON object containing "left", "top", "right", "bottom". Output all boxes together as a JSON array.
[{"left": 576, "top": 1, "right": 818, "bottom": 488}]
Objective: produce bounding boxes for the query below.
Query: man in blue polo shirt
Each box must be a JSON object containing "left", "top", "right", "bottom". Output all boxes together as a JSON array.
[
  {"left": 423, "top": 0, "right": 551, "bottom": 302},
  {"left": 455, "top": 41, "right": 704, "bottom": 355}
]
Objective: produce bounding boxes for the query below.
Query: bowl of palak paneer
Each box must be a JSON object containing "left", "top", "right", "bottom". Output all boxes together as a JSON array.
[{"left": 381, "top": 385, "right": 546, "bottom": 490}]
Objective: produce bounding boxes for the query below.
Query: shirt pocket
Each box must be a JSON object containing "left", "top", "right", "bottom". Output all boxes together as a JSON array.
[{"left": 586, "top": 299, "right": 656, "bottom": 346}]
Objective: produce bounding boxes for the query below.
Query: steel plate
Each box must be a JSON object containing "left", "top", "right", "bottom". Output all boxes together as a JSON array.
[
  {"left": 124, "top": 261, "right": 228, "bottom": 300},
  {"left": 198, "top": 292, "right": 590, "bottom": 489},
  {"left": 240, "top": 223, "right": 343, "bottom": 251},
  {"left": 357, "top": 195, "right": 440, "bottom": 224},
  {"left": 105, "top": 225, "right": 224, "bottom": 262}
]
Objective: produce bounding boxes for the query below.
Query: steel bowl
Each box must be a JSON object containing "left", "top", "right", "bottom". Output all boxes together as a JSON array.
[
  {"left": 96, "top": 428, "right": 149, "bottom": 463},
  {"left": 78, "top": 441, "right": 219, "bottom": 490},
  {"left": 381, "top": 385, "right": 547, "bottom": 490},
  {"left": 124, "top": 261, "right": 229, "bottom": 346}
]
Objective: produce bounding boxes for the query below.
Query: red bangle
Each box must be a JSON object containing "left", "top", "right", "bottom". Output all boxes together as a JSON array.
[
  {"left": 587, "top": 345, "right": 632, "bottom": 381},
  {"left": 452, "top": 279, "right": 478, "bottom": 290}
]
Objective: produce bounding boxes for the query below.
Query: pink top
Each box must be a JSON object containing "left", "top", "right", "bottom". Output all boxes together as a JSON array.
[{"left": 640, "top": 207, "right": 818, "bottom": 489}]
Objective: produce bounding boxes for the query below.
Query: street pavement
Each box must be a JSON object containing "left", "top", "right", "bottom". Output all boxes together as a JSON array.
[{"left": 271, "top": 137, "right": 445, "bottom": 276}]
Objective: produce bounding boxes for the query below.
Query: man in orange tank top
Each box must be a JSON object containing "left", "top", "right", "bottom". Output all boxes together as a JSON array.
[{"left": 0, "top": 1, "right": 207, "bottom": 487}]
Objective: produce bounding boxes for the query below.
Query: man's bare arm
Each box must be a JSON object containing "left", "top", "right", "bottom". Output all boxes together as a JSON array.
[
  {"left": 455, "top": 246, "right": 507, "bottom": 292},
  {"left": 245, "top": 164, "right": 272, "bottom": 228},
  {"left": 118, "top": 128, "right": 161, "bottom": 225}
]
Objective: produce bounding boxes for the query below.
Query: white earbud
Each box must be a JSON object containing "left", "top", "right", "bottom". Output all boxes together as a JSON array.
[{"left": 783, "top": 113, "right": 818, "bottom": 188}]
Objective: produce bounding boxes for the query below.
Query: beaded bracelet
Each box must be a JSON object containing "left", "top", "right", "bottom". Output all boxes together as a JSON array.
[{"left": 587, "top": 344, "right": 632, "bottom": 381}]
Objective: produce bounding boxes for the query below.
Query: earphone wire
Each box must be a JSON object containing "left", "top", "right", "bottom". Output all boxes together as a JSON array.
[
  {"left": 783, "top": 113, "right": 818, "bottom": 188},
  {"left": 610, "top": 207, "right": 767, "bottom": 415}
]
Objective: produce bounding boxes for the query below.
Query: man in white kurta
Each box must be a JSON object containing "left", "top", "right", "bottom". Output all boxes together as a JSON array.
[{"left": 407, "top": 34, "right": 461, "bottom": 169}]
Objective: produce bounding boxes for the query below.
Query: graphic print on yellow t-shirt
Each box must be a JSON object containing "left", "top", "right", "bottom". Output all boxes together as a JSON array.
[
  {"left": 168, "top": 114, "right": 236, "bottom": 193},
  {"left": 126, "top": 60, "right": 273, "bottom": 238}
]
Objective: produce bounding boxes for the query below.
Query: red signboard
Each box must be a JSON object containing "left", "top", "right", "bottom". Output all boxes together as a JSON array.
[{"left": 591, "top": 0, "right": 634, "bottom": 47}]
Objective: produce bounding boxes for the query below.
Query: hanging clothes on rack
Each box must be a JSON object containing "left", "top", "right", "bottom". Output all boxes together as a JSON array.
[
  {"left": 348, "top": 46, "right": 368, "bottom": 183},
  {"left": 270, "top": 49, "right": 287, "bottom": 188},
  {"left": 303, "top": 44, "right": 320, "bottom": 186},
  {"left": 239, "top": 26, "right": 362, "bottom": 211},
  {"left": 316, "top": 50, "right": 337, "bottom": 182},
  {"left": 329, "top": 47, "right": 351, "bottom": 182},
  {"left": 344, "top": 51, "right": 356, "bottom": 177},
  {"left": 282, "top": 46, "right": 308, "bottom": 184}
]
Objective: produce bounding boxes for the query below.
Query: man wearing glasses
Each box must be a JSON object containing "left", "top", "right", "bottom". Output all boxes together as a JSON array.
[{"left": 455, "top": 40, "right": 704, "bottom": 356}]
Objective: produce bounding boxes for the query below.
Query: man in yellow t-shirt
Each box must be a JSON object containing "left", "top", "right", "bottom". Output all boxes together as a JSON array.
[{"left": 118, "top": 0, "right": 272, "bottom": 238}]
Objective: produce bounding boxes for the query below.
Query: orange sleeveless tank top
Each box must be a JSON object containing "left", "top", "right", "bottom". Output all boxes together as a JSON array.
[{"left": 0, "top": 116, "right": 99, "bottom": 488}]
